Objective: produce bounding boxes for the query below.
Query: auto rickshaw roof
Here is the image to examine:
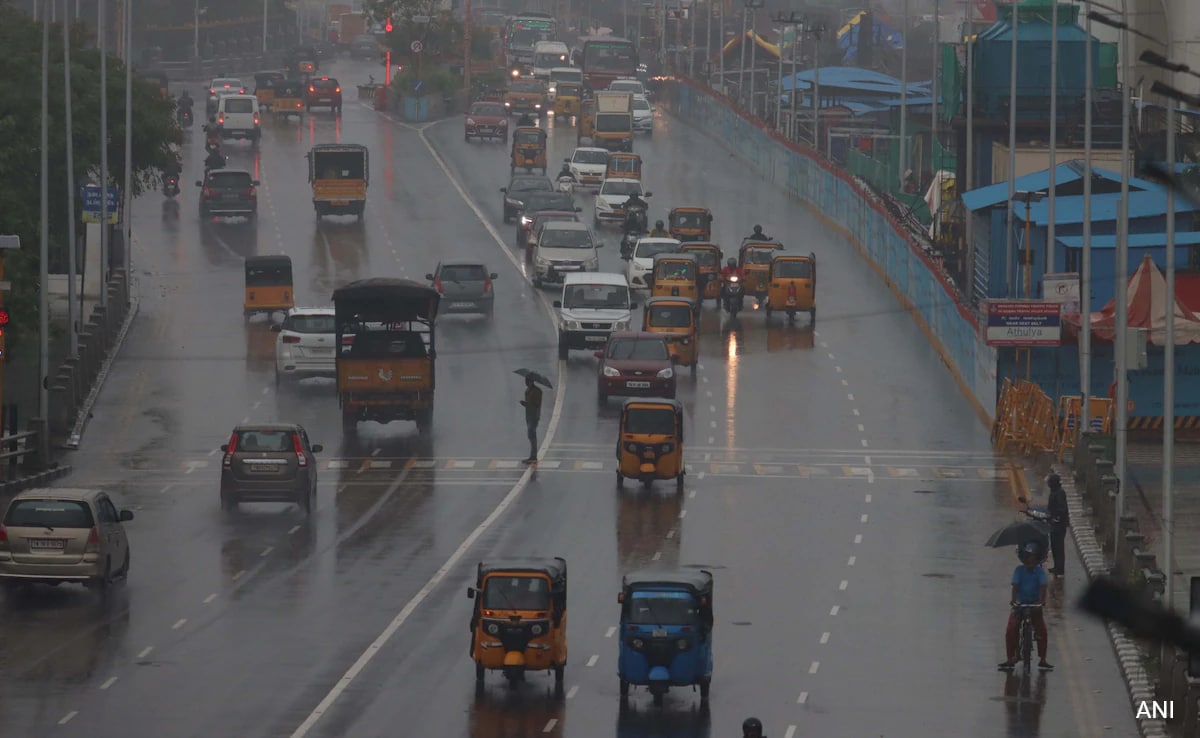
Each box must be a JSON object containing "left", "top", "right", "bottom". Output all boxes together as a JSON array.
[
  {"left": 245, "top": 255, "right": 293, "bottom": 270},
  {"left": 741, "top": 239, "right": 783, "bottom": 248},
  {"left": 681, "top": 242, "right": 722, "bottom": 254},
  {"left": 771, "top": 252, "right": 814, "bottom": 262},
  {"left": 644, "top": 296, "right": 698, "bottom": 309},
  {"left": 622, "top": 568, "right": 713, "bottom": 595},
  {"left": 332, "top": 278, "right": 440, "bottom": 321},
  {"left": 309, "top": 143, "right": 370, "bottom": 154},
  {"left": 621, "top": 397, "right": 683, "bottom": 413},
  {"left": 651, "top": 252, "right": 698, "bottom": 264},
  {"left": 515, "top": 126, "right": 545, "bottom": 135},
  {"left": 255, "top": 70, "right": 285, "bottom": 81},
  {"left": 670, "top": 207, "right": 710, "bottom": 215},
  {"left": 478, "top": 557, "right": 567, "bottom": 586}
]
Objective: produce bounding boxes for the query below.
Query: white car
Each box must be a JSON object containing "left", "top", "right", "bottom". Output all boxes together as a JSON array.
[
  {"left": 626, "top": 237, "right": 682, "bottom": 289},
  {"left": 273, "top": 308, "right": 337, "bottom": 386},
  {"left": 608, "top": 77, "right": 648, "bottom": 99},
  {"left": 206, "top": 77, "right": 245, "bottom": 116},
  {"left": 632, "top": 95, "right": 653, "bottom": 134},
  {"left": 594, "top": 178, "right": 645, "bottom": 227},
  {"left": 567, "top": 147, "right": 610, "bottom": 189},
  {"left": 553, "top": 272, "right": 635, "bottom": 359},
  {"left": 533, "top": 222, "right": 601, "bottom": 287},
  {"left": 217, "top": 94, "right": 261, "bottom": 143}
]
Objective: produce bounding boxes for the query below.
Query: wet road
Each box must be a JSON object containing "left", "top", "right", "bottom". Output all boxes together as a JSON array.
[{"left": 0, "top": 58, "right": 1138, "bottom": 738}]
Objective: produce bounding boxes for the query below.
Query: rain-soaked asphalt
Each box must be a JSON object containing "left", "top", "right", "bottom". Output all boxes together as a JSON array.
[{"left": 0, "top": 57, "right": 1139, "bottom": 738}]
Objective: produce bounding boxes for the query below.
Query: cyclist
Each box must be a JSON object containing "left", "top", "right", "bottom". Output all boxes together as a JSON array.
[{"left": 998, "top": 541, "right": 1052, "bottom": 671}]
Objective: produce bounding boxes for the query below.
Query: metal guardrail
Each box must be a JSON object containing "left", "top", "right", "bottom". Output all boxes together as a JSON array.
[
  {"left": 0, "top": 429, "right": 43, "bottom": 482},
  {"left": 156, "top": 54, "right": 283, "bottom": 83}
]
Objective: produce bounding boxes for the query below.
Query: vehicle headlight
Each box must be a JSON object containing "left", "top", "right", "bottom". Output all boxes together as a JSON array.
[
  {"left": 603, "top": 366, "right": 619, "bottom": 377},
  {"left": 534, "top": 103, "right": 541, "bottom": 109},
  {"left": 625, "top": 442, "right": 638, "bottom": 452},
  {"left": 504, "top": 101, "right": 512, "bottom": 106},
  {"left": 631, "top": 638, "right": 645, "bottom": 649},
  {"left": 613, "top": 320, "right": 629, "bottom": 330},
  {"left": 596, "top": 200, "right": 611, "bottom": 211},
  {"left": 520, "top": 216, "right": 532, "bottom": 225},
  {"left": 657, "top": 367, "right": 674, "bottom": 378},
  {"left": 486, "top": 623, "right": 500, "bottom": 635},
  {"left": 677, "top": 638, "right": 690, "bottom": 650},
  {"left": 530, "top": 623, "right": 544, "bottom": 636},
  {"left": 586, "top": 257, "right": 599, "bottom": 269},
  {"left": 564, "top": 320, "right": 581, "bottom": 330},
  {"left": 535, "top": 255, "right": 549, "bottom": 266},
  {"left": 499, "top": 119, "right": 508, "bottom": 127},
  {"left": 466, "top": 118, "right": 476, "bottom": 125}
]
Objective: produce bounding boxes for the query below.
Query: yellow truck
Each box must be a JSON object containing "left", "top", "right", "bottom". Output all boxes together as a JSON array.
[
  {"left": 307, "top": 143, "right": 368, "bottom": 220},
  {"left": 592, "top": 91, "right": 634, "bottom": 152}
]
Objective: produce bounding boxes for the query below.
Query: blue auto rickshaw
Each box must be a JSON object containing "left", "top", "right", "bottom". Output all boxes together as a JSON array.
[{"left": 617, "top": 569, "right": 714, "bottom": 705}]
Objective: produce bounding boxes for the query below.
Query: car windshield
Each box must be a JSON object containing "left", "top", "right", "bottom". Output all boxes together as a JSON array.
[
  {"left": 312, "top": 79, "right": 338, "bottom": 89},
  {"left": 525, "top": 194, "right": 574, "bottom": 211},
  {"left": 601, "top": 181, "right": 641, "bottom": 197},
  {"left": 5, "top": 499, "right": 95, "bottom": 528},
  {"left": 627, "top": 594, "right": 699, "bottom": 625},
  {"left": 235, "top": 429, "right": 296, "bottom": 452},
  {"left": 208, "top": 172, "right": 252, "bottom": 189},
  {"left": 510, "top": 80, "right": 544, "bottom": 93},
  {"left": 511, "top": 178, "right": 552, "bottom": 193},
  {"left": 633, "top": 97, "right": 650, "bottom": 111},
  {"left": 484, "top": 576, "right": 551, "bottom": 610},
  {"left": 745, "top": 248, "right": 777, "bottom": 265},
  {"left": 542, "top": 229, "right": 592, "bottom": 248},
  {"left": 774, "top": 259, "right": 813, "bottom": 278},
  {"left": 623, "top": 407, "right": 676, "bottom": 435},
  {"left": 647, "top": 305, "right": 692, "bottom": 328},
  {"left": 573, "top": 150, "right": 609, "bottom": 165},
  {"left": 440, "top": 264, "right": 489, "bottom": 281},
  {"left": 285, "top": 314, "right": 334, "bottom": 333},
  {"left": 224, "top": 97, "right": 254, "bottom": 113},
  {"left": 635, "top": 241, "right": 678, "bottom": 259},
  {"left": 471, "top": 104, "right": 503, "bottom": 116},
  {"left": 607, "top": 338, "right": 668, "bottom": 361},
  {"left": 655, "top": 261, "right": 695, "bottom": 280},
  {"left": 563, "top": 284, "right": 629, "bottom": 309}
]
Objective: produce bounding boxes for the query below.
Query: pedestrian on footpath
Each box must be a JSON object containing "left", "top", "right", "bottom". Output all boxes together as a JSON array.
[
  {"left": 520, "top": 374, "right": 543, "bottom": 464},
  {"left": 1046, "top": 473, "right": 1069, "bottom": 576}
]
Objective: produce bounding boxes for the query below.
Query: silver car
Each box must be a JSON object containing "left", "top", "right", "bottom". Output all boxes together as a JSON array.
[
  {"left": 0, "top": 488, "right": 133, "bottom": 594},
  {"left": 427, "top": 260, "right": 499, "bottom": 317}
]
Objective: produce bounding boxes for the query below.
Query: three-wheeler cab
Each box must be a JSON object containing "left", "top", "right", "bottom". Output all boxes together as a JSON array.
[
  {"left": 243, "top": 255, "right": 294, "bottom": 319},
  {"left": 616, "top": 398, "right": 685, "bottom": 491},
  {"left": 679, "top": 242, "right": 723, "bottom": 304},
  {"left": 617, "top": 568, "right": 714, "bottom": 705},
  {"left": 511, "top": 126, "right": 548, "bottom": 174},
  {"left": 765, "top": 252, "right": 816, "bottom": 323},
  {"left": 605, "top": 152, "right": 643, "bottom": 181},
  {"left": 648, "top": 253, "right": 700, "bottom": 306},
  {"left": 737, "top": 238, "right": 784, "bottom": 300},
  {"left": 467, "top": 557, "right": 568, "bottom": 687},
  {"left": 667, "top": 207, "right": 712, "bottom": 242},
  {"left": 642, "top": 297, "right": 698, "bottom": 373},
  {"left": 254, "top": 71, "right": 285, "bottom": 109}
]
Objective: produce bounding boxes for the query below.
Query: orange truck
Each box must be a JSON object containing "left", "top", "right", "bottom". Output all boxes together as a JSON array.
[
  {"left": 337, "top": 12, "right": 368, "bottom": 45},
  {"left": 308, "top": 143, "right": 369, "bottom": 220}
]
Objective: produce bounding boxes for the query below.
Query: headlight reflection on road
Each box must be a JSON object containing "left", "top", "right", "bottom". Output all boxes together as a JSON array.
[
  {"left": 384, "top": 123, "right": 394, "bottom": 199},
  {"left": 335, "top": 114, "right": 341, "bottom": 143},
  {"left": 725, "top": 331, "right": 738, "bottom": 449}
]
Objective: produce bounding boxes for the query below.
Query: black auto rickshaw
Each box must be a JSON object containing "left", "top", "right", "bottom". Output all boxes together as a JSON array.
[
  {"left": 254, "top": 71, "right": 286, "bottom": 110},
  {"left": 467, "top": 557, "right": 568, "bottom": 687},
  {"left": 272, "top": 79, "right": 305, "bottom": 119},
  {"left": 244, "top": 255, "right": 294, "bottom": 319},
  {"left": 511, "top": 126, "right": 548, "bottom": 174}
]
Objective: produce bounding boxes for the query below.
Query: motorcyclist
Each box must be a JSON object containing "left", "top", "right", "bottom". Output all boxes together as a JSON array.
[
  {"left": 203, "top": 149, "right": 226, "bottom": 174},
  {"left": 720, "top": 257, "right": 744, "bottom": 282},
  {"left": 623, "top": 192, "right": 648, "bottom": 213},
  {"left": 177, "top": 90, "right": 194, "bottom": 115},
  {"left": 742, "top": 717, "right": 765, "bottom": 738},
  {"left": 203, "top": 124, "right": 221, "bottom": 152},
  {"left": 648, "top": 219, "right": 669, "bottom": 237},
  {"left": 557, "top": 162, "right": 576, "bottom": 181},
  {"left": 998, "top": 541, "right": 1052, "bottom": 671},
  {"left": 516, "top": 112, "right": 536, "bottom": 127},
  {"left": 746, "top": 224, "right": 772, "bottom": 241}
]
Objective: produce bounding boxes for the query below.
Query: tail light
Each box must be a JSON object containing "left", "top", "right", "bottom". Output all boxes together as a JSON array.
[
  {"left": 341, "top": 335, "right": 354, "bottom": 346},
  {"left": 282, "top": 335, "right": 301, "bottom": 344},
  {"left": 240, "top": 88, "right": 246, "bottom": 94},
  {"left": 253, "top": 114, "right": 260, "bottom": 125},
  {"left": 309, "top": 85, "right": 316, "bottom": 93},
  {"left": 433, "top": 278, "right": 443, "bottom": 293},
  {"left": 201, "top": 187, "right": 214, "bottom": 199},
  {"left": 209, "top": 88, "right": 215, "bottom": 95},
  {"left": 84, "top": 527, "right": 100, "bottom": 553},
  {"left": 218, "top": 114, "right": 225, "bottom": 124},
  {"left": 0, "top": 525, "right": 8, "bottom": 552},
  {"left": 223, "top": 431, "right": 239, "bottom": 468},
  {"left": 293, "top": 433, "right": 308, "bottom": 467},
  {"left": 335, "top": 86, "right": 341, "bottom": 93},
  {"left": 243, "top": 187, "right": 257, "bottom": 200},
  {"left": 483, "top": 275, "right": 492, "bottom": 293}
]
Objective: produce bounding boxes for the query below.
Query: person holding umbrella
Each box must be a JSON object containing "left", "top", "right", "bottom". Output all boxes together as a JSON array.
[
  {"left": 515, "top": 369, "right": 551, "bottom": 464},
  {"left": 1046, "top": 473, "right": 1069, "bottom": 576}
]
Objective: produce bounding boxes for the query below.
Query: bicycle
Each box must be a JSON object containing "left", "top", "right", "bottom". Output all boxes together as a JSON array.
[{"left": 1012, "top": 603, "right": 1043, "bottom": 671}]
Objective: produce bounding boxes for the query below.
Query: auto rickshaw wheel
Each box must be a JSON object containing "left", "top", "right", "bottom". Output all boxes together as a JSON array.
[
  {"left": 641, "top": 477, "right": 653, "bottom": 489},
  {"left": 615, "top": 471, "right": 624, "bottom": 488},
  {"left": 416, "top": 408, "right": 433, "bottom": 434},
  {"left": 619, "top": 678, "right": 629, "bottom": 696},
  {"left": 764, "top": 307, "right": 772, "bottom": 318},
  {"left": 787, "top": 309, "right": 797, "bottom": 321},
  {"left": 810, "top": 308, "right": 816, "bottom": 323},
  {"left": 554, "top": 664, "right": 565, "bottom": 684},
  {"left": 699, "top": 679, "right": 711, "bottom": 699},
  {"left": 597, "top": 388, "right": 607, "bottom": 405},
  {"left": 676, "top": 471, "right": 685, "bottom": 492},
  {"left": 652, "top": 691, "right": 664, "bottom": 707},
  {"left": 475, "top": 662, "right": 485, "bottom": 682},
  {"left": 541, "top": 167, "right": 546, "bottom": 175},
  {"left": 341, "top": 410, "right": 357, "bottom": 435},
  {"left": 689, "top": 362, "right": 697, "bottom": 377}
]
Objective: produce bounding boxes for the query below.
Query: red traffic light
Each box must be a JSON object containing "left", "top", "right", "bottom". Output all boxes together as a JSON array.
[
  {"left": 0, "top": 309, "right": 9, "bottom": 327},
  {"left": 385, "top": 18, "right": 393, "bottom": 32}
]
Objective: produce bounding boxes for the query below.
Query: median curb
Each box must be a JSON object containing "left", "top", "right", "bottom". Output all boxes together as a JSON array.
[
  {"left": 0, "top": 464, "right": 73, "bottom": 496},
  {"left": 1053, "top": 462, "right": 1170, "bottom": 738},
  {"left": 65, "top": 289, "right": 140, "bottom": 450}
]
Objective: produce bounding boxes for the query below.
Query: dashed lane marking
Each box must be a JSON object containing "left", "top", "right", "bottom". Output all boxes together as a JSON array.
[
  {"left": 543, "top": 719, "right": 558, "bottom": 732},
  {"left": 605, "top": 626, "right": 617, "bottom": 638},
  {"left": 797, "top": 692, "right": 808, "bottom": 705},
  {"left": 59, "top": 712, "right": 78, "bottom": 725},
  {"left": 785, "top": 726, "right": 798, "bottom": 738},
  {"left": 839, "top": 580, "right": 849, "bottom": 590},
  {"left": 830, "top": 606, "right": 840, "bottom": 616},
  {"left": 586, "top": 655, "right": 598, "bottom": 667},
  {"left": 652, "top": 551, "right": 662, "bottom": 560},
  {"left": 847, "top": 556, "right": 856, "bottom": 566},
  {"left": 809, "top": 661, "right": 820, "bottom": 674},
  {"left": 203, "top": 593, "right": 217, "bottom": 604},
  {"left": 260, "top": 547, "right": 274, "bottom": 557},
  {"left": 288, "top": 525, "right": 301, "bottom": 535},
  {"left": 566, "top": 685, "right": 579, "bottom": 699},
  {"left": 171, "top": 619, "right": 187, "bottom": 630},
  {"left": 137, "top": 646, "right": 153, "bottom": 659},
  {"left": 820, "top": 632, "right": 830, "bottom": 644},
  {"left": 100, "top": 677, "right": 119, "bottom": 690}
]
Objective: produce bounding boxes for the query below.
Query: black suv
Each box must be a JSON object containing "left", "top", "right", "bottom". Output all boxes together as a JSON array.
[{"left": 196, "top": 169, "right": 259, "bottom": 220}]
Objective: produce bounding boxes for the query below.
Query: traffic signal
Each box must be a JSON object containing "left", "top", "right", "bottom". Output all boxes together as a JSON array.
[
  {"left": 385, "top": 17, "right": 393, "bottom": 33},
  {"left": 0, "top": 308, "right": 9, "bottom": 358}
]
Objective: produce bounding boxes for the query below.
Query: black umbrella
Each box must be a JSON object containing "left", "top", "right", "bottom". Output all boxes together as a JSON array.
[
  {"left": 985, "top": 520, "right": 1050, "bottom": 549},
  {"left": 513, "top": 368, "right": 553, "bottom": 388}
]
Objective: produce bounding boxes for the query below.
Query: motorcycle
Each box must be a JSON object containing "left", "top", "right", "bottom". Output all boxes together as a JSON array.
[
  {"left": 178, "top": 107, "right": 194, "bottom": 128},
  {"left": 205, "top": 130, "right": 221, "bottom": 154},
  {"left": 162, "top": 174, "right": 181, "bottom": 198},
  {"left": 722, "top": 275, "right": 744, "bottom": 317},
  {"left": 619, "top": 206, "right": 649, "bottom": 258},
  {"left": 556, "top": 175, "right": 575, "bottom": 194}
]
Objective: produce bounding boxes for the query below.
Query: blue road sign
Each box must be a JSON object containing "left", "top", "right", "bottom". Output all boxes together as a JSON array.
[
  {"left": 81, "top": 185, "right": 120, "bottom": 224},
  {"left": 413, "top": 79, "right": 424, "bottom": 93}
]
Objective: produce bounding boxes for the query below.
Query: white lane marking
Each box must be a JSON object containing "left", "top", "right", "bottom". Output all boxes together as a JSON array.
[
  {"left": 853, "top": 408, "right": 860, "bottom": 416},
  {"left": 679, "top": 510, "right": 688, "bottom": 518},
  {"left": 688, "top": 489, "right": 697, "bottom": 498},
  {"left": 159, "top": 483, "right": 174, "bottom": 493},
  {"left": 809, "top": 661, "right": 820, "bottom": 674},
  {"left": 58, "top": 712, "right": 78, "bottom": 725},
  {"left": 854, "top": 534, "right": 862, "bottom": 544},
  {"left": 289, "top": 525, "right": 301, "bottom": 535},
  {"left": 710, "top": 420, "right": 717, "bottom": 428},
  {"left": 864, "top": 456, "right": 872, "bottom": 465},
  {"left": 841, "top": 379, "right": 849, "bottom": 386},
  {"left": 586, "top": 654, "right": 599, "bottom": 667},
  {"left": 865, "top": 494, "right": 872, "bottom": 503},
  {"left": 797, "top": 693, "right": 808, "bottom": 705},
  {"left": 839, "top": 580, "right": 848, "bottom": 591},
  {"left": 260, "top": 546, "right": 274, "bottom": 557},
  {"left": 707, "top": 436, "right": 715, "bottom": 444},
  {"left": 706, "top": 391, "right": 712, "bottom": 398},
  {"left": 847, "top": 556, "right": 856, "bottom": 566},
  {"left": 371, "top": 448, "right": 382, "bottom": 456},
  {"left": 232, "top": 570, "right": 246, "bottom": 581},
  {"left": 261, "top": 387, "right": 270, "bottom": 395},
  {"left": 172, "top": 619, "right": 187, "bottom": 630},
  {"left": 605, "top": 626, "right": 617, "bottom": 638},
  {"left": 701, "top": 375, "right": 709, "bottom": 383},
  {"left": 835, "top": 365, "right": 842, "bottom": 373},
  {"left": 861, "top": 439, "right": 869, "bottom": 448},
  {"left": 100, "top": 676, "right": 119, "bottom": 690},
  {"left": 665, "top": 529, "right": 676, "bottom": 539},
  {"left": 857, "top": 424, "right": 865, "bottom": 432},
  {"left": 241, "top": 416, "right": 249, "bottom": 423},
  {"left": 847, "top": 393, "right": 854, "bottom": 401},
  {"left": 820, "top": 632, "right": 830, "bottom": 644},
  {"left": 208, "top": 448, "right": 218, "bottom": 457},
  {"left": 137, "top": 646, "right": 154, "bottom": 659},
  {"left": 566, "top": 685, "right": 579, "bottom": 699},
  {"left": 252, "top": 401, "right": 261, "bottom": 409},
  {"left": 819, "top": 340, "right": 827, "bottom": 347},
  {"left": 543, "top": 719, "right": 558, "bottom": 732},
  {"left": 203, "top": 593, "right": 217, "bottom": 604},
  {"left": 708, "top": 404, "right": 716, "bottom": 412},
  {"left": 830, "top": 605, "right": 840, "bottom": 616},
  {"left": 861, "top": 514, "right": 869, "bottom": 523},
  {"left": 652, "top": 551, "right": 662, "bottom": 560},
  {"left": 827, "top": 352, "right": 835, "bottom": 360},
  {"left": 786, "top": 726, "right": 798, "bottom": 738}
]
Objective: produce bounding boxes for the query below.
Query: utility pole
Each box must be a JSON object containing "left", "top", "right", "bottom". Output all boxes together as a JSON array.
[
  {"left": 99, "top": 0, "right": 109, "bottom": 308},
  {"left": 40, "top": 0, "right": 50, "bottom": 425},
  {"left": 773, "top": 11, "right": 799, "bottom": 132},
  {"left": 898, "top": 0, "right": 908, "bottom": 188},
  {"left": 0, "top": 236, "right": 20, "bottom": 413},
  {"left": 123, "top": 0, "right": 132, "bottom": 294},
  {"left": 63, "top": 0, "right": 77, "bottom": 358}
]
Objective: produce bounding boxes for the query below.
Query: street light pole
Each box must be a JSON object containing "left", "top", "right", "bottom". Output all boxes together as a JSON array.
[
  {"left": 194, "top": 0, "right": 200, "bottom": 60},
  {"left": 898, "top": 0, "right": 908, "bottom": 188},
  {"left": 123, "top": 0, "right": 132, "bottom": 293},
  {"left": 99, "top": 0, "right": 109, "bottom": 309},
  {"left": 718, "top": 0, "right": 724, "bottom": 92},
  {"left": 1080, "top": 4, "right": 1094, "bottom": 450},
  {"left": 1004, "top": 0, "right": 1019, "bottom": 297},
  {"left": 965, "top": 0, "right": 974, "bottom": 290},
  {"left": 40, "top": 0, "right": 50, "bottom": 425},
  {"left": 262, "top": 0, "right": 269, "bottom": 52},
  {"left": 63, "top": 0, "right": 78, "bottom": 358},
  {"left": 705, "top": 0, "right": 711, "bottom": 82},
  {"left": 1164, "top": 54, "right": 1176, "bottom": 611},
  {"left": 1115, "top": 0, "right": 1131, "bottom": 532},
  {"left": 738, "top": 6, "right": 746, "bottom": 101}
]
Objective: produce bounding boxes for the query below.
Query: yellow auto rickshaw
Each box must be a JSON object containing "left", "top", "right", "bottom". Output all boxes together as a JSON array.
[
  {"left": 511, "top": 126, "right": 548, "bottom": 174},
  {"left": 467, "top": 557, "right": 568, "bottom": 687},
  {"left": 272, "top": 79, "right": 305, "bottom": 119},
  {"left": 577, "top": 98, "right": 595, "bottom": 142},
  {"left": 680, "top": 242, "right": 723, "bottom": 304},
  {"left": 642, "top": 297, "right": 699, "bottom": 373},
  {"left": 648, "top": 253, "right": 700, "bottom": 307},
  {"left": 554, "top": 81, "right": 581, "bottom": 117},
  {"left": 254, "top": 71, "right": 285, "bottom": 110},
  {"left": 764, "top": 252, "right": 817, "bottom": 322},
  {"left": 605, "top": 152, "right": 643, "bottom": 181},
  {"left": 738, "top": 239, "right": 784, "bottom": 300},
  {"left": 243, "top": 255, "right": 294, "bottom": 319},
  {"left": 616, "top": 398, "right": 685, "bottom": 492},
  {"left": 668, "top": 207, "right": 713, "bottom": 242}
]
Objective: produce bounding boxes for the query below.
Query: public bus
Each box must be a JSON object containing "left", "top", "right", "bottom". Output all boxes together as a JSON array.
[
  {"left": 580, "top": 36, "right": 638, "bottom": 92},
  {"left": 504, "top": 13, "right": 556, "bottom": 68}
]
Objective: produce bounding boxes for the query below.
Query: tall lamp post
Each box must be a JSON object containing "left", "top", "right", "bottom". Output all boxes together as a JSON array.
[
  {"left": 773, "top": 11, "right": 799, "bottom": 133},
  {"left": 744, "top": 0, "right": 762, "bottom": 115},
  {"left": 193, "top": 1, "right": 206, "bottom": 61}
]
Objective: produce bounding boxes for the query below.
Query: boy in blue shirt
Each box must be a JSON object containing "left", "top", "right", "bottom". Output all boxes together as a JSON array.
[{"left": 999, "top": 541, "right": 1053, "bottom": 670}]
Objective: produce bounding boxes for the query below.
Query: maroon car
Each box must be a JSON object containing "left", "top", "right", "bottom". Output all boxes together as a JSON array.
[
  {"left": 595, "top": 332, "right": 677, "bottom": 404},
  {"left": 305, "top": 77, "right": 343, "bottom": 113},
  {"left": 465, "top": 101, "right": 509, "bottom": 142}
]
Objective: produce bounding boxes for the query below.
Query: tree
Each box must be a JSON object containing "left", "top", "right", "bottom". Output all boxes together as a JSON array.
[
  {"left": 0, "top": 2, "right": 181, "bottom": 345},
  {"left": 364, "top": 0, "right": 463, "bottom": 62}
]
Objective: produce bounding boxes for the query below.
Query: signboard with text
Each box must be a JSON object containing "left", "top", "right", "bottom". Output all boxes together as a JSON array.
[
  {"left": 1043, "top": 272, "right": 1081, "bottom": 315},
  {"left": 985, "top": 300, "right": 1063, "bottom": 346},
  {"left": 81, "top": 185, "right": 120, "bottom": 224}
]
